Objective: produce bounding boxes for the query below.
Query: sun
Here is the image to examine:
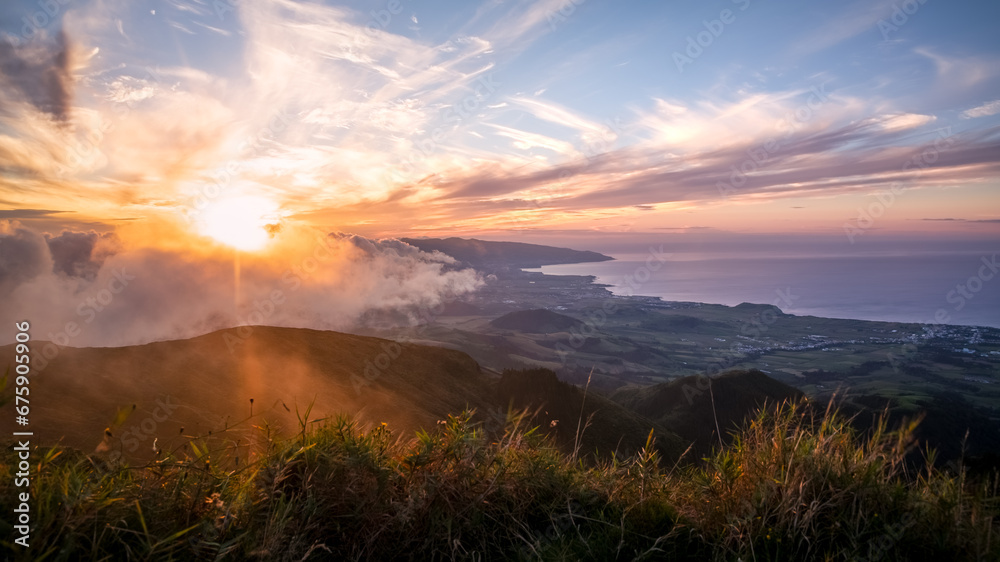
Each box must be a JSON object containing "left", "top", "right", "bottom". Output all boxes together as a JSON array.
[{"left": 197, "top": 195, "right": 280, "bottom": 251}]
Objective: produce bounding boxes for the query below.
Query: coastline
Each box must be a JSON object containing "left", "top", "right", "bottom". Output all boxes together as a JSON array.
[{"left": 521, "top": 253, "right": 1000, "bottom": 330}]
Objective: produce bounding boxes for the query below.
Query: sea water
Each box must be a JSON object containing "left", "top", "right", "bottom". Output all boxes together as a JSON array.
[{"left": 526, "top": 252, "right": 1000, "bottom": 329}]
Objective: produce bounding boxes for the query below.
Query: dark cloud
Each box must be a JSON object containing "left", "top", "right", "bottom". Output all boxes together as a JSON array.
[
  {"left": 920, "top": 218, "right": 1000, "bottom": 223},
  {"left": 0, "top": 29, "right": 73, "bottom": 120},
  {"left": 0, "top": 224, "right": 121, "bottom": 297},
  {"left": 0, "top": 222, "right": 49, "bottom": 294},
  {"left": 45, "top": 230, "right": 119, "bottom": 281},
  {"left": 0, "top": 208, "right": 67, "bottom": 218}
]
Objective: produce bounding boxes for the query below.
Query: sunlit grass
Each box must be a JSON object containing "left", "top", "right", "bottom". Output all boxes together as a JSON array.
[{"left": 1, "top": 400, "right": 996, "bottom": 561}]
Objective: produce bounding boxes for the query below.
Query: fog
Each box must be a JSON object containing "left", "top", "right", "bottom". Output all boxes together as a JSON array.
[{"left": 0, "top": 220, "right": 482, "bottom": 347}]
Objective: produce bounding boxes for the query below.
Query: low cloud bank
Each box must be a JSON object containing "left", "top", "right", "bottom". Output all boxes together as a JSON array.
[{"left": 0, "top": 221, "right": 481, "bottom": 348}]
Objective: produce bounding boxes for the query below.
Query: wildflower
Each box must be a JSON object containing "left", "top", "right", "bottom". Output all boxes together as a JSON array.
[{"left": 205, "top": 492, "right": 224, "bottom": 509}]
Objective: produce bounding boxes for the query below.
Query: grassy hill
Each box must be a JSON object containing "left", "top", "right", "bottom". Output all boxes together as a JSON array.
[
  {"left": 0, "top": 326, "right": 497, "bottom": 462},
  {"left": 611, "top": 369, "right": 805, "bottom": 457},
  {"left": 495, "top": 368, "right": 685, "bottom": 460},
  {"left": 489, "top": 309, "right": 585, "bottom": 333},
  {"left": 1, "top": 401, "right": 995, "bottom": 561},
  {"left": 1, "top": 327, "right": 721, "bottom": 464},
  {"left": 1, "top": 330, "right": 997, "bottom": 560}
]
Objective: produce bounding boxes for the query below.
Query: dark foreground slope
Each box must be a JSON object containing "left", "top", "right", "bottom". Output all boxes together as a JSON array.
[
  {"left": 1, "top": 329, "right": 807, "bottom": 466},
  {"left": 0, "top": 326, "right": 495, "bottom": 461},
  {"left": 2, "top": 401, "right": 996, "bottom": 561},
  {"left": 496, "top": 368, "right": 685, "bottom": 459},
  {"left": 612, "top": 369, "right": 805, "bottom": 456}
]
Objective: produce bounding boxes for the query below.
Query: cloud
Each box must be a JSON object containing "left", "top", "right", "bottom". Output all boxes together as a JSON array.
[
  {"left": 0, "top": 29, "right": 74, "bottom": 120},
  {"left": 105, "top": 76, "right": 156, "bottom": 104},
  {"left": 873, "top": 113, "right": 935, "bottom": 131},
  {"left": 0, "top": 221, "right": 50, "bottom": 294},
  {"left": 468, "top": 0, "right": 566, "bottom": 53},
  {"left": 789, "top": 0, "right": 896, "bottom": 57},
  {"left": 961, "top": 99, "right": 1000, "bottom": 120},
  {"left": 488, "top": 123, "right": 579, "bottom": 157},
  {"left": 0, "top": 209, "right": 66, "bottom": 219},
  {"left": 422, "top": 91, "right": 999, "bottom": 224},
  {"left": 0, "top": 223, "right": 482, "bottom": 346},
  {"left": 0, "top": 0, "right": 534, "bottom": 219},
  {"left": 45, "top": 230, "right": 119, "bottom": 281},
  {"left": 919, "top": 218, "right": 1000, "bottom": 223},
  {"left": 0, "top": 0, "right": 997, "bottom": 238},
  {"left": 509, "top": 96, "right": 608, "bottom": 138},
  {"left": 915, "top": 48, "right": 997, "bottom": 91}
]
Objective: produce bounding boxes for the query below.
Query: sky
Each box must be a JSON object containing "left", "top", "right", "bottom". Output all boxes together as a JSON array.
[
  {"left": 2, "top": 0, "right": 999, "bottom": 239},
  {"left": 0, "top": 0, "right": 998, "bottom": 344}
]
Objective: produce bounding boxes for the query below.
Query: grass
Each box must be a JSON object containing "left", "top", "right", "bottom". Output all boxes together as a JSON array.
[{"left": 1, "top": 399, "right": 997, "bottom": 561}]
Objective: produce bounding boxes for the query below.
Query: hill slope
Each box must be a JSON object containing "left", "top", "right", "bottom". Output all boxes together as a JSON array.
[
  {"left": 490, "top": 309, "right": 585, "bottom": 333},
  {"left": 612, "top": 369, "right": 805, "bottom": 456},
  {"left": 2, "top": 326, "right": 495, "bottom": 461},
  {"left": 496, "top": 368, "right": 685, "bottom": 459},
  {"left": 2, "top": 327, "right": 705, "bottom": 463}
]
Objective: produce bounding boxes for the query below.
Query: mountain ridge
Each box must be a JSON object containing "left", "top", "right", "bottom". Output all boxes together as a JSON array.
[
  {"left": 401, "top": 237, "right": 613, "bottom": 268},
  {"left": 3, "top": 326, "right": 801, "bottom": 465}
]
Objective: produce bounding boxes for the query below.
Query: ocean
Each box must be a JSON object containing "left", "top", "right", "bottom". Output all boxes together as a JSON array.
[{"left": 525, "top": 252, "right": 1000, "bottom": 329}]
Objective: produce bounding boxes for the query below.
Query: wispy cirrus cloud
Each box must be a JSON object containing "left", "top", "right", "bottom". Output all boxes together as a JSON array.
[
  {"left": 961, "top": 99, "right": 1000, "bottom": 119},
  {"left": 487, "top": 123, "right": 579, "bottom": 157},
  {"left": 407, "top": 89, "right": 998, "bottom": 229},
  {"left": 0, "top": 0, "right": 997, "bottom": 238},
  {"left": 787, "top": 0, "right": 896, "bottom": 56}
]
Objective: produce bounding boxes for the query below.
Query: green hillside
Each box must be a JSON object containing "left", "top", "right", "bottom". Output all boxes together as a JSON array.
[
  {"left": 496, "top": 368, "right": 685, "bottom": 460},
  {"left": 0, "top": 326, "right": 497, "bottom": 463},
  {"left": 612, "top": 370, "right": 805, "bottom": 457},
  {"left": 6, "top": 327, "right": 785, "bottom": 464},
  {"left": 490, "top": 309, "right": 585, "bottom": 333},
  {"left": 3, "top": 329, "right": 996, "bottom": 560}
]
